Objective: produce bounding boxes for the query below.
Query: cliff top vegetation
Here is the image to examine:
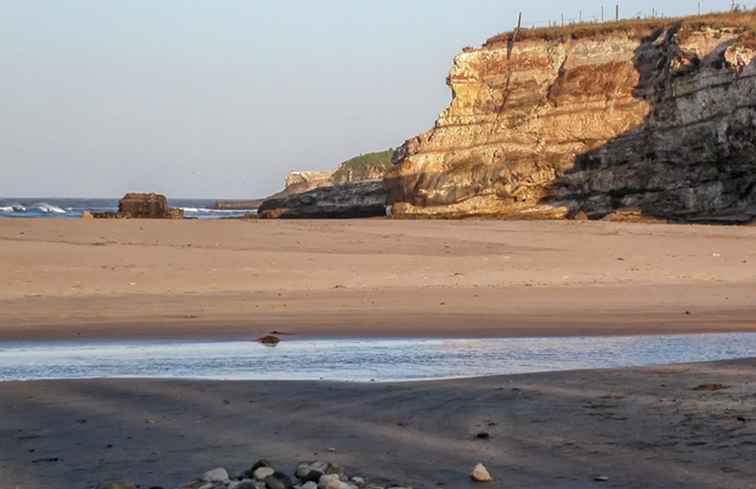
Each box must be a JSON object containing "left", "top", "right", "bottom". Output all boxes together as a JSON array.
[{"left": 484, "top": 9, "right": 756, "bottom": 47}]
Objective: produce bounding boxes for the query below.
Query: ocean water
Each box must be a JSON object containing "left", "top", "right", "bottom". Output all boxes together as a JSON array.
[
  {"left": 0, "top": 333, "right": 754, "bottom": 382},
  {"left": 0, "top": 198, "right": 256, "bottom": 219}
]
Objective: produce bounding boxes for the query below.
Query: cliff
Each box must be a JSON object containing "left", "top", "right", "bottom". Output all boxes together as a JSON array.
[{"left": 387, "top": 13, "right": 756, "bottom": 223}]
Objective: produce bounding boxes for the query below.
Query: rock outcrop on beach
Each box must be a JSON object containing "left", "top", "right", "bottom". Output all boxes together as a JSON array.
[
  {"left": 93, "top": 193, "right": 184, "bottom": 219},
  {"left": 258, "top": 181, "right": 387, "bottom": 219},
  {"left": 387, "top": 14, "right": 756, "bottom": 223}
]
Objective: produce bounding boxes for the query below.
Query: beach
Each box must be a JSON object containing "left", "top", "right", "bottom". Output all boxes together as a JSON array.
[
  {"left": 2, "top": 218, "right": 756, "bottom": 489},
  {"left": 1, "top": 218, "right": 755, "bottom": 340}
]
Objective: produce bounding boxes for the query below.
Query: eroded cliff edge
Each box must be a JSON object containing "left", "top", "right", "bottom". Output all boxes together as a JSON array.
[{"left": 388, "top": 15, "right": 756, "bottom": 223}]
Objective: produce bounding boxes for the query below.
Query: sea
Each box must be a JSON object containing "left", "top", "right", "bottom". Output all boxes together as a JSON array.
[{"left": 0, "top": 198, "right": 256, "bottom": 219}]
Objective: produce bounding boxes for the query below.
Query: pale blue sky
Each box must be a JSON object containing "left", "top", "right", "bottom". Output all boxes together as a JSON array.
[{"left": 0, "top": 1, "right": 743, "bottom": 198}]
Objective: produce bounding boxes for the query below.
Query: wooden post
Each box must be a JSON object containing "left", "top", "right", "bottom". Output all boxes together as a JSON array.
[
  {"left": 601, "top": 5, "right": 605, "bottom": 22},
  {"left": 615, "top": 2, "right": 619, "bottom": 21},
  {"left": 513, "top": 12, "right": 522, "bottom": 43},
  {"left": 698, "top": 1, "right": 701, "bottom": 15},
  {"left": 561, "top": 13, "right": 564, "bottom": 27}
]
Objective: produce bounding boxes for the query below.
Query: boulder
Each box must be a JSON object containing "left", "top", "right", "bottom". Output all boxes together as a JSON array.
[{"left": 117, "top": 193, "right": 184, "bottom": 219}]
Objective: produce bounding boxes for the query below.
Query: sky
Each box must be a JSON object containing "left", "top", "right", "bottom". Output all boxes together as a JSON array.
[{"left": 0, "top": 1, "right": 746, "bottom": 198}]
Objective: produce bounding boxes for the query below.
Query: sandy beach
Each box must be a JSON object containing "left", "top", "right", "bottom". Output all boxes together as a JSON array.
[
  {"left": 1, "top": 218, "right": 755, "bottom": 340},
  {"left": 2, "top": 218, "right": 756, "bottom": 488},
  {"left": 1, "top": 359, "right": 754, "bottom": 489}
]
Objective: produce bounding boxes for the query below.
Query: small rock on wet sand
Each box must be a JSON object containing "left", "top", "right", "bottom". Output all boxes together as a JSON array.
[
  {"left": 256, "top": 335, "right": 281, "bottom": 346},
  {"left": 471, "top": 463, "right": 492, "bottom": 482}
]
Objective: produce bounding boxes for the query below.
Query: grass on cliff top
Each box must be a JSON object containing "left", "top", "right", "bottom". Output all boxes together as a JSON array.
[
  {"left": 332, "top": 149, "right": 395, "bottom": 184},
  {"left": 485, "top": 9, "right": 756, "bottom": 46}
]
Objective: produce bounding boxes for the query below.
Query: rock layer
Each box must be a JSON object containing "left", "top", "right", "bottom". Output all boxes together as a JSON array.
[
  {"left": 258, "top": 181, "right": 387, "bottom": 219},
  {"left": 387, "top": 16, "right": 756, "bottom": 223}
]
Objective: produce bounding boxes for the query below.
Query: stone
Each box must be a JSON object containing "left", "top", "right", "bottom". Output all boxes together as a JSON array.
[
  {"left": 202, "top": 468, "right": 230, "bottom": 483},
  {"left": 470, "top": 463, "right": 492, "bottom": 482},
  {"left": 264, "top": 471, "right": 294, "bottom": 489},
  {"left": 296, "top": 461, "right": 343, "bottom": 482},
  {"left": 300, "top": 482, "right": 318, "bottom": 489},
  {"left": 80, "top": 210, "right": 94, "bottom": 219},
  {"left": 595, "top": 476, "right": 610, "bottom": 482},
  {"left": 229, "top": 481, "right": 259, "bottom": 489},
  {"left": 258, "top": 181, "right": 387, "bottom": 219},
  {"left": 387, "top": 18, "right": 756, "bottom": 223},
  {"left": 257, "top": 335, "right": 281, "bottom": 346},
  {"left": 254, "top": 466, "right": 276, "bottom": 481},
  {"left": 318, "top": 474, "right": 353, "bottom": 489},
  {"left": 350, "top": 477, "right": 366, "bottom": 487}
]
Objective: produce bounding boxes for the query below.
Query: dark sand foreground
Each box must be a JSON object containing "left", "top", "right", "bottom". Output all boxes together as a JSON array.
[
  {"left": 1, "top": 359, "right": 755, "bottom": 489},
  {"left": 1, "top": 218, "right": 756, "bottom": 339}
]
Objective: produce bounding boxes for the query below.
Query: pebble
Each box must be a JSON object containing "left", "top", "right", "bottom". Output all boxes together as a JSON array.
[
  {"left": 319, "top": 474, "right": 354, "bottom": 489},
  {"left": 300, "top": 483, "right": 318, "bottom": 489},
  {"left": 595, "top": 476, "right": 610, "bottom": 482},
  {"left": 202, "top": 468, "right": 230, "bottom": 483},
  {"left": 253, "top": 467, "right": 275, "bottom": 481},
  {"left": 350, "top": 476, "right": 366, "bottom": 487},
  {"left": 470, "top": 463, "right": 493, "bottom": 482},
  {"left": 264, "top": 471, "right": 294, "bottom": 489}
]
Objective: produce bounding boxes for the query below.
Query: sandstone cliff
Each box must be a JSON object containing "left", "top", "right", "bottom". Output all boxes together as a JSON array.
[{"left": 388, "top": 13, "right": 756, "bottom": 223}]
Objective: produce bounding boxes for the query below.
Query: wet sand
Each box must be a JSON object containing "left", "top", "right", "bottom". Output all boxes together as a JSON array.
[
  {"left": 1, "top": 359, "right": 754, "bottom": 489},
  {"left": 1, "top": 218, "right": 755, "bottom": 340}
]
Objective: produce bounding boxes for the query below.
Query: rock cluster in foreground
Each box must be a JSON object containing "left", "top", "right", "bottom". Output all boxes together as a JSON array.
[{"left": 101, "top": 459, "right": 415, "bottom": 489}]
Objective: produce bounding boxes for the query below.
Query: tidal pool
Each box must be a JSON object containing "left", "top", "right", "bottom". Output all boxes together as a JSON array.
[{"left": 1, "top": 333, "right": 755, "bottom": 382}]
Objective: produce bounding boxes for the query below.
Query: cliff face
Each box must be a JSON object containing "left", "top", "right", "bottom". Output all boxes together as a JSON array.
[{"left": 388, "top": 18, "right": 756, "bottom": 222}]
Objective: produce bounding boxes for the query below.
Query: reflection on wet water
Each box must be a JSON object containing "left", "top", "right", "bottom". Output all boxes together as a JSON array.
[{"left": 0, "top": 334, "right": 755, "bottom": 382}]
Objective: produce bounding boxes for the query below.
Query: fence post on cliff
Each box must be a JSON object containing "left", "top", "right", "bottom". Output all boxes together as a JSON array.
[
  {"left": 512, "top": 12, "right": 522, "bottom": 43},
  {"left": 601, "top": 5, "right": 605, "bottom": 22},
  {"left": 615, "top": 2, "right": 619, "bottom": 21}
]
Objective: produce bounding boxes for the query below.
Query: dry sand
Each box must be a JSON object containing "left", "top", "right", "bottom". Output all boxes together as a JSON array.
[
  {"left": 1, "top": 359, "right": 754, "bottom": 489},
  {"left": 0, "top": 218, "right": 755, "bottom": 339}
]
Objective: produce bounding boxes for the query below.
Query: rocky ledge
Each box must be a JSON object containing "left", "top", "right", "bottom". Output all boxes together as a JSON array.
[
  {"left": 387, "top": 14, "right": 756, "bottom": 223},
  {"left": 258, "top": 181, "right": 387, "bottom": 219}
]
